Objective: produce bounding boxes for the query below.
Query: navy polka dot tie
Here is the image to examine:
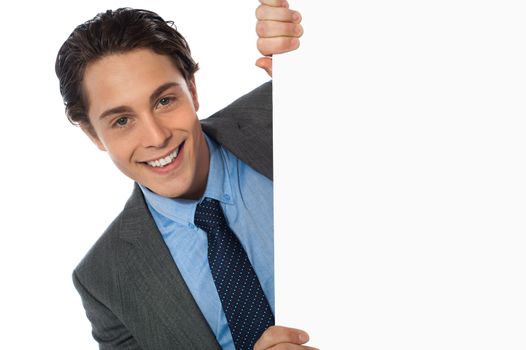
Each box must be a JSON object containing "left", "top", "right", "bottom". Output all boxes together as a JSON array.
[{"left": 194, "top": 197, "right": 274, "bottom": 350}]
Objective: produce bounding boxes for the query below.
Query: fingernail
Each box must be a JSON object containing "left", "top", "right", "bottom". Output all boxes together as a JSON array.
[
  {"left": 292, "top": 12, "right": 301, "bottom": 21},
  {"left": 294, "top": 25, "right": 302, "bottom": 35},
  {"left": 299, "top": 332, "right": 309, "bottom": 342},
  {"left": 291, "top": 38, "right": 299, "bottom": 47}
]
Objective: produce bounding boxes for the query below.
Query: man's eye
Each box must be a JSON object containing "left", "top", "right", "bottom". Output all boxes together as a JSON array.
[
  {"left": 115, "top": 116, "right": 128, "bottom": 126},
  {"left": 158, "top": 97, "right": 173, "bottom": 106}
]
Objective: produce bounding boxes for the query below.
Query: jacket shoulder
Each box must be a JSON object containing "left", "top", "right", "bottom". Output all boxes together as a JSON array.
[
  {"left": 201, "top": 81, "right": 273, "bottom": 180},
  {"left": 74, "top": 186, "right": 145, "bottom": 289},
  {"left": 73, "top": 208, "right": 129, "bottom": 302}
]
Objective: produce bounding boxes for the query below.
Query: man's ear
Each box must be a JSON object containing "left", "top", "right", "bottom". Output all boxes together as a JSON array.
[
  {"left": 80, "top": 123, "right": 106, "bottom": 152},
  {"left": 188, "top": 76, "right": 199, "bottom": 112}
]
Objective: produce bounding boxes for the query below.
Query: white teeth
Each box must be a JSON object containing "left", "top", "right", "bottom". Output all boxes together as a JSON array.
[{"left": 146, "top": 147, "right": 179, "bottom": 167}]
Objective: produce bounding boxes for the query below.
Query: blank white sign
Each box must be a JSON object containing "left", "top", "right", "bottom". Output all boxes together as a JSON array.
[{"left": 274, "top": 1, "right": 526, "bottom": 349}]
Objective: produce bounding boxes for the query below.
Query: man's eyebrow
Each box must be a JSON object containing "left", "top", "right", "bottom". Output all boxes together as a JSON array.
[
  {"left": 150, "top": 82, "right": 181, "bottom": 106},
  {"left": 98, "top": 106, "right": 133, "bottom": 121}
]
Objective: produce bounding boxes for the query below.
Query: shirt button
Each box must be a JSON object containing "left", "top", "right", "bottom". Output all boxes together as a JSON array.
[
  {"left": 223, "top": 194, "right": 231, "bottom": 201},
  {"left": 188, "top": 223, "right": 195, "bottom": 229}
]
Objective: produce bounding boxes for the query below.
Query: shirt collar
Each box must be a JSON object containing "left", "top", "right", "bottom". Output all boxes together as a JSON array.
[{"left": 139, "top": 133, "right": 234, "bottom": 225}]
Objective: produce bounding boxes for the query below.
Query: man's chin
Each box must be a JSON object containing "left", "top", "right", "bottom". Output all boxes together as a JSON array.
[{"left": 142, "top": 179, "right": 200, "bottom": 200}]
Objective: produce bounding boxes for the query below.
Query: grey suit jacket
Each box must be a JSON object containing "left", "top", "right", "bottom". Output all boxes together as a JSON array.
[{"left": 73, "top": 81, "right": 273, "bottom": 350}]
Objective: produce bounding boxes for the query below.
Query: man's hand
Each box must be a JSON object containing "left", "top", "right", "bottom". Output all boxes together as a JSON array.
[
  {"left": 255, "top": 0, "right": 303, "bottom": 77},
  {"left": 254, "top": 326, "right": 318, "bottom": 350}
]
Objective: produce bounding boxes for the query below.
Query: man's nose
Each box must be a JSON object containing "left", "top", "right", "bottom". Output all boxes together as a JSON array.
[{"left": 141, "top": 114, "right": 170, "bottom": 148}]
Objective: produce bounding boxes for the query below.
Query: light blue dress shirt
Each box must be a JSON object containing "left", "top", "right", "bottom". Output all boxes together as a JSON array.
[{"left": 139, "top": 134, "right": 274, "bottom": 350}]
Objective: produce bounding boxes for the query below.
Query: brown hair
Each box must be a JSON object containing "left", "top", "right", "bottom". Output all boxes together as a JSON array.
[{"left": 55, "top": 8, "right": 199, "bottom": 126}]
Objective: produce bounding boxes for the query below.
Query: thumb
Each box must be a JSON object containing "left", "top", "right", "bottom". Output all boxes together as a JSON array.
[{"left": 256, "top": 57, "right": 273, "bottom": 78}]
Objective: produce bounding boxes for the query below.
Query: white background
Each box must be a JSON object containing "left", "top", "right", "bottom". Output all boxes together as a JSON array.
[
  {"left": 274, "top": 1, "right": 526, "bottom": 349},
  {"left": 1, "top": 1, "right": 526, "bottom": 349},
  {"left": 0, "top": 1, "right": 267, "bottom": 348}
]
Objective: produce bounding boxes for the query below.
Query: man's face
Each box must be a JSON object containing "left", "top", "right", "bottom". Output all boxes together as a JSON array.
[{"left": 82, "top": 48, "right": 209, "bottom": 199}]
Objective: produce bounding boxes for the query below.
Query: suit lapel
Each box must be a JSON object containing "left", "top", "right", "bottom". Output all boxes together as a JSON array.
[{"left": 118, "top": 185, "right": 221, "bottom": 349}]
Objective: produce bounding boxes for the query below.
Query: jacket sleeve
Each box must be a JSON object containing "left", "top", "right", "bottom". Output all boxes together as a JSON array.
[{"left": 73, "top": 271, "right": 143, "bottom": 350}]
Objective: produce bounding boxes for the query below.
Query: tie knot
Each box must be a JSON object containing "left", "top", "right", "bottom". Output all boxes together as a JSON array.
[{"left": 194, "top": 197, "right": 227, "bottom": 232}]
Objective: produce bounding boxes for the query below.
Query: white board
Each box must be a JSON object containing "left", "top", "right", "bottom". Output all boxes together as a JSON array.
[{"left": 274, "top": 1, "right": 526, "bottom": 349}]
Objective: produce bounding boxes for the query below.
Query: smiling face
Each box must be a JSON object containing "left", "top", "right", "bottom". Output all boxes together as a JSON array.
[{"left": 82, "top": 48, "right": 209, "bottom": 199}]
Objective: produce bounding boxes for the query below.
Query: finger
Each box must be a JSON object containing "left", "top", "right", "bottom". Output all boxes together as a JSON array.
[
  {"left": 268, "top": 346, "right": 319, "bottom": 350},
  {"left": 257, "top": 37, "right": 300, "bottom": 56},
  {"left": 258, "top": 0, "right": 289, "bottom": 8},
  {"left": 256, "top": 21, "right": 303, "bottom": 39},
  {"left": 256, "top": 5, "right": 302, "bottom": 23},
  {"left": 256, "top": 57, "right": 273, "bottom": 77},
  {"left": 254, "top": 326, "right": 310, "bottom": 350}
]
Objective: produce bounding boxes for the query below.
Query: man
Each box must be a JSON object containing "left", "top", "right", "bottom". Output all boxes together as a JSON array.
[{"left": 56, "top": 1, "right": 314, "bottom": 349}]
